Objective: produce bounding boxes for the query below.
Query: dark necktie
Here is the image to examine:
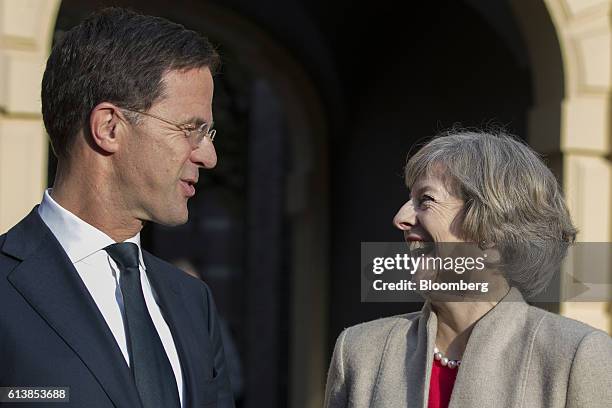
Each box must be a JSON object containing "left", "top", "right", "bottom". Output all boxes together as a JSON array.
[{"left": 105, "top": 243, "right": 181, "bottom": 408}]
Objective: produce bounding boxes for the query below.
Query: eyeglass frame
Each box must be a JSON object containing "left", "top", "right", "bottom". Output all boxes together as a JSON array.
[{"left": 121, "top": 108, "right": 216, "bottom": 146}]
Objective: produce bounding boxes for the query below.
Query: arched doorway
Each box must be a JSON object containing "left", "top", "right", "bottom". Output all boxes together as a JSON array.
[{"left": 0, "top": 1, "right": 611, "bottom": 408}]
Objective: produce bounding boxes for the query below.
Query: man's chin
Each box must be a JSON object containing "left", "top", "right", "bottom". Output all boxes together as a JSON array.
[
  {"left": 151, "top": 208, "right": 189, "bottom": 227},
  {"left": 162, "top": 218, "right": 188, "bottom": 227},
  {"left": 167, "top": 212, "right": 189, "bottom": 226}
]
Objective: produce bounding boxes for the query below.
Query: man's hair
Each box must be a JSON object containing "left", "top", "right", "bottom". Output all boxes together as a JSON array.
[
  {"left": 405, "top": 128, "right": 577, "bottom": 298},
  {"left": 42, "top": 7, "right": 220, "bottom": 160}
]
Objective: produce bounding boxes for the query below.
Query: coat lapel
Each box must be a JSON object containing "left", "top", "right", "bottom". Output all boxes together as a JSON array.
[
  {"left": 448, "top": 288, "right": 530, "bottom": 408},
  {"left": 370, "top": 306, "right": 436, "bottom": 408},
  {"left": 3, "top": 209, "right": 142, "bottom": 408},
  {"left": 143, "top": 252, "right": 212, "bottom": 407},
  {"left": 369, "top": 289, "right": 530, "bottom": 408}
]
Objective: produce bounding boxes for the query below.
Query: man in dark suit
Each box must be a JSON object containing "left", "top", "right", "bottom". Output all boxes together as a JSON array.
[{"left": 0, "top": 7, "right": 234, "bottom": 408}]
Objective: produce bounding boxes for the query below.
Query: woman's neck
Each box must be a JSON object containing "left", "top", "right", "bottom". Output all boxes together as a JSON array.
[
  {"left": 431, "top": 300, "right": 497, "bottom": 360},
  {"left": 431, "top": 271, "right": 511, "bottom": 360}
]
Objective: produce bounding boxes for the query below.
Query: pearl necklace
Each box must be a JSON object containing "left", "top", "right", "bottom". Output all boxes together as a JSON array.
[{"left": 433, "top": 346, "right": 461, "bottom": 369}]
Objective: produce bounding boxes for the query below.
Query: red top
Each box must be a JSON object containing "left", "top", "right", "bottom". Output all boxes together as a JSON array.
[{"left": 428, "top": 359, "right": 458, "bottom": 408}]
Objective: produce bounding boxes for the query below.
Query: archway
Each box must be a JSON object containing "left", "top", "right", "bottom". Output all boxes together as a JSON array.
[
  {"left": 511, "top": 0, "right": 612, "bottom": 332},
  {"left": 0, "top": 2, "right": 610, "bottom": 408}
]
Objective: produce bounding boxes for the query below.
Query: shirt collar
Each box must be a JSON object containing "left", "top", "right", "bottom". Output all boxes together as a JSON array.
[{"left": 38, "top": 188, "right": 145, "bottom": 268}]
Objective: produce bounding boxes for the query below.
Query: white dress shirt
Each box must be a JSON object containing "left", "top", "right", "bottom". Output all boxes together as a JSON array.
[{"left": 38, "top": 189, "right": 184, "bottom": 406}]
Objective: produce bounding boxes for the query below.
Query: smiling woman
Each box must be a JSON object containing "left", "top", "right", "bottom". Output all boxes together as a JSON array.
[{"left": 324, "top": 128, "right": 612, "bottom": 408}]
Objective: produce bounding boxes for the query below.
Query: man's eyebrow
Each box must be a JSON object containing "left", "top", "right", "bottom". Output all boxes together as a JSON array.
[{"left": 181, "top": 116, "right": 212, "bottom": 127}]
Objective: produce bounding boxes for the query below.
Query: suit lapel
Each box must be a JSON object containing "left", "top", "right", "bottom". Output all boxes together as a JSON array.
[
  {"left": 143, "top": 252, "right": 210, "bottom": 407},
  {"left": 3, "top": 209, "right": 142, "bottom": 408}
]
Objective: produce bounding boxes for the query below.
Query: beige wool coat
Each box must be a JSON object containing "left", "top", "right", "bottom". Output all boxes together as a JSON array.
[{"left": 324, "top": 288, "right": 612, "bottom": 408}]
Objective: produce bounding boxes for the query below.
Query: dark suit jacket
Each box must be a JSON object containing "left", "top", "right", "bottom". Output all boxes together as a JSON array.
[{"left": 0, "top": 208, "right": 235, "bottom": 408}]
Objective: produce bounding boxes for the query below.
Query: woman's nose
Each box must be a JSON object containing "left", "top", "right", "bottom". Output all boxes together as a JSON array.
[{"left": 393, "top": 200, "right": 417, "bottom": 231}]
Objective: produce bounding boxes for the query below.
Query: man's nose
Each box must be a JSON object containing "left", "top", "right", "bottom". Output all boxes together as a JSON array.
[
  {"left": 191, "top": 139, "right": 217, "bottom": 169},
  {"left": 393, "top": 200, "right": 417, "bottom": 231}
]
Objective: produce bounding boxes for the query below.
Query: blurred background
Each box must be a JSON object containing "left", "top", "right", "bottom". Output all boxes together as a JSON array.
[{"left": 0, "top": 0, "right": 611, "bottom": 407}]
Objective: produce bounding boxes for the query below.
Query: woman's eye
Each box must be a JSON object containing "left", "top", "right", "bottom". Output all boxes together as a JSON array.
[{"left": 419, "top": 195, "right": 434, "bottom": 206}]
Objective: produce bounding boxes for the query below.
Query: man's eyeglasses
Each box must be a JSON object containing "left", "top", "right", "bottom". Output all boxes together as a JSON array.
[{"left": 122, "top": 108, "right": 216, "bottom": 147}]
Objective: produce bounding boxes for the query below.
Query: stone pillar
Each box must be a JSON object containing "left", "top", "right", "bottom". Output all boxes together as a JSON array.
[
  {"left": 0, "top": 0, "right": 60, "bottom": 233},
  {"left": 545, "top": 0, "right": 612, "bottom": 332}
]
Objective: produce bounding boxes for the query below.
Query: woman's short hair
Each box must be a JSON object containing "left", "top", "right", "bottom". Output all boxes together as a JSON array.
[{"left": 405, "top": 128, "right": 577, "bottom": 298}]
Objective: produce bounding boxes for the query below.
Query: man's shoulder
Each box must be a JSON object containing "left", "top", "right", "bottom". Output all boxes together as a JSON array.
[
  {"left": 0, "top": 232, "right": 8, "bottom": 272},
  {"left": 0, "top": 208, "right": 49, "bottom": 262},
  {"left": 0, "top": 232, "right": 19, "bottom": 277}
]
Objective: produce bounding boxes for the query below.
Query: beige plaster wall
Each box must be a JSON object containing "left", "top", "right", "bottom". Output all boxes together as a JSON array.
[{"left": 0, "top": 0, "right": 60, "bottom": 233}]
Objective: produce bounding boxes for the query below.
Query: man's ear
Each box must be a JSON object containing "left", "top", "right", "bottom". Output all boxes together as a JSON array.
[{"left": 89, "top": 102, "right": 127, "bottom": 153}]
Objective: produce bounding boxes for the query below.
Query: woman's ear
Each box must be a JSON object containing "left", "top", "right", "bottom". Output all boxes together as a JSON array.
[{"left": 479, "top": 239, "right": 491, "bottom": 250}]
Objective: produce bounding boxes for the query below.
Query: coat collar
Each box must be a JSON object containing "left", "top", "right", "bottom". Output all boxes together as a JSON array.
[{"left": 371, "top": 288, "right": 530, "bottom": 408}]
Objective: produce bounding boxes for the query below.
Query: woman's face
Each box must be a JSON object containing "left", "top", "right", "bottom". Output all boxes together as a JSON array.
[
  {"left": 393, "top": 171, "right": 468, "bottom": 292},
  {"left": 393, "top": 172, "right": 465, "bottom": 244},
  {"left": 393, "top": 169, "right": 507, "bottom": 301}
]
